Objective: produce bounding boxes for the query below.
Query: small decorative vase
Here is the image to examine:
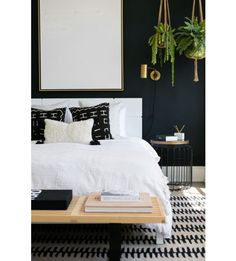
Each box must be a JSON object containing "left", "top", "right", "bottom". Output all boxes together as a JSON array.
[{"left": 174, "top": 132, "right": 185, "bottom": 141}]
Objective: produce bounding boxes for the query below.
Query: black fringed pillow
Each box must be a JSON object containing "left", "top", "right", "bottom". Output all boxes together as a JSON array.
[
  {"left": 69, "top": 103, "right": 112, "bottom": 140},
  {"left": 31, "top": 107, "right": 66, "bottom": 141}
]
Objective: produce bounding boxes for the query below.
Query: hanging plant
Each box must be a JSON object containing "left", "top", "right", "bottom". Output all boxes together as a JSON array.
[
  {"left": 176, "top": 17, "right": 205, "bottom": 59},
  {"left": 148, "top": 0, "right": 176, "bottom": 86},
  {"left": 175, "top": 0, "right": 205, "bottom": 82}
]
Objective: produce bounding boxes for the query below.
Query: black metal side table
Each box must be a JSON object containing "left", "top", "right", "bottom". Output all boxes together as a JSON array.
[{"left": 150, "top": 140, "right": 193, "bottom": 190}]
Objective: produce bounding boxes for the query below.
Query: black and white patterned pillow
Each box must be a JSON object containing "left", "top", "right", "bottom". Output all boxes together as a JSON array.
[
  {"left": 31, "top": 108, "right": 66, "bottom": 141},
  {"left": 69, "top": 103, "right": 112, "bottom": 140}
]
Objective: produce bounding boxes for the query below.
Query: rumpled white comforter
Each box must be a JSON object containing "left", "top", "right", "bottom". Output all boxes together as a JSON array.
[{"left": 32, "top": 137, "right": 172, "bottom": 237}]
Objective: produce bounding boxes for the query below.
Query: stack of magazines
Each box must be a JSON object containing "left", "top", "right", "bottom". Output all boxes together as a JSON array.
[
  {"left": 85, "top": 191, "right": 152, "bottom": 213},
  {"left": 101, "top": 190, "right": 140, "bottom": 201}
]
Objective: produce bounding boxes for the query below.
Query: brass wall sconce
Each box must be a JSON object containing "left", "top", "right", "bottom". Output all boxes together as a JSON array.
[{"left": 140, "top": 64, "right": 161, "bottom": 81}]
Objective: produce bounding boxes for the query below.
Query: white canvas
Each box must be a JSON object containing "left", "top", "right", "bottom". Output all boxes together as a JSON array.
[{"left": 39, "top": 0, "right": 122, "bottom": 90}]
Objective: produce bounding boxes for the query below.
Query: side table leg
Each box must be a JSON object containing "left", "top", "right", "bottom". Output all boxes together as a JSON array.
[
  {"left": 108, "top": 223, "right": 122, "bottom": 261},
  {"left": 156, "top": 230, "right": 164, "bottom": 245}
]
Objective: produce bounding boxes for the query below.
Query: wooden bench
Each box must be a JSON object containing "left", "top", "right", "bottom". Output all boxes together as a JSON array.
[{"left": 32, "top": 196, "right": 166, "bottom": 261}]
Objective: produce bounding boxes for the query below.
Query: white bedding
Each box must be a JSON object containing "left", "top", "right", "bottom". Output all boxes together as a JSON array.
[{"left": 31, "top": 137, "right": 172, "bottom": 237}]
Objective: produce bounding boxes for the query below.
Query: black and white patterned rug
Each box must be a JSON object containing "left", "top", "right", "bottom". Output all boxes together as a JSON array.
[{"left": 32, "top": 195, "right": 205, "bottom": 260}]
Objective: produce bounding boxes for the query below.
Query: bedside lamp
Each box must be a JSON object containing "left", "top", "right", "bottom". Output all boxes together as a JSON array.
[{"left": 140, "top": 64, "right": 161, "bottom": 81}]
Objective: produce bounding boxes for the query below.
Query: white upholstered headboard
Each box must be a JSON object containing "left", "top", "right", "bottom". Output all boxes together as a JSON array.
[{"left": 31, "top": 98, "right": 142, "bottom": 138}]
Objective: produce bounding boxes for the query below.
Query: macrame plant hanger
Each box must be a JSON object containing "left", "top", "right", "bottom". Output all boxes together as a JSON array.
[
  {"left": 157, "top": 0, "right": 175, "bottom": 85},
  {"left": 157, "top": 0, "right": 171, "bottom": 46},
  {"left": 191, "top": 0, "right": 204, "bottom": 82}
]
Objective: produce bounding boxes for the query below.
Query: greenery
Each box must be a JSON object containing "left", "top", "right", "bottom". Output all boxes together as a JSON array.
[
  {"left": 148, "top": 23, "right": 176, "bottom": 86},
  {"left": 175, "top": 17, "right": 205, "bottom": 60}
]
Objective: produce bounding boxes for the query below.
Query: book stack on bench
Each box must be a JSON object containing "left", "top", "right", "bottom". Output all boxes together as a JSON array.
[{"left": 85, "top": 191, "right": 152, "bottom": 213}]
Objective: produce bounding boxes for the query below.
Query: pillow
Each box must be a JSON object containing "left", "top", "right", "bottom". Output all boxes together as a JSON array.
[
  {"left": 79, "top": 101, "right": 126, "bottom": 138},
  {"left": 31, "top": 108, "right": 66, "bottom": 141},
  {"left": 44, "top": 118, "right": 93, "bottom": 144},
  {"left": 31, "top": 101, "right": 73, "bottom": 123},
  {"left": 69, "top": 103, "right": 112, "bottom": 140}
]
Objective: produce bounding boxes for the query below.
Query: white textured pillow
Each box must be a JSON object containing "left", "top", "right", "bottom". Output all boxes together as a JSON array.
[
  {"left": 79, "top": 101, "right": 126, "bottom": 138},
  {"left": 44, "top": 118, "right": 94, "bottom": 144},
  {"left": 31, "top": 101, "right": 73, "bottom": 123}
]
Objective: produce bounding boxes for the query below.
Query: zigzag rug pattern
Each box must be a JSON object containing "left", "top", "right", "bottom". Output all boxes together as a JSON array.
[{"left": 32, "top": 195, "right": 205, "bottom": 260}]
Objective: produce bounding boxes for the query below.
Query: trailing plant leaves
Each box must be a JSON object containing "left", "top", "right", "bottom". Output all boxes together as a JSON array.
[{"left": 149, "top": 34, "right": 158, "bottom": 65}]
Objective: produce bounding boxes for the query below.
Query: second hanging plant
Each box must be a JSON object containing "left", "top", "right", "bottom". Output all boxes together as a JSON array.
[
  {"left": 175, "top": 0, "right": 205, "bottom": 82},
  {"left": 148, "top": 0, "right": 176, "bottom": 86},
  {"left": 175, "top": 17, "right": 205, "bottom": 60}
]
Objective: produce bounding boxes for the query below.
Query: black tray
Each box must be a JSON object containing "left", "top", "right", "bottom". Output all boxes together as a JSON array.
[{"left": 31, "top": 189, "right": 73, "bottom": 210}]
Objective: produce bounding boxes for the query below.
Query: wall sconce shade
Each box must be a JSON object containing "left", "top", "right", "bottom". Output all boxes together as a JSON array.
[{"left": 140, "top": 64, "right": 148, "bottom": 78}]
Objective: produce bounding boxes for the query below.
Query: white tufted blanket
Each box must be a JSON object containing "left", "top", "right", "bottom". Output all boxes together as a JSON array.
[{"left": 31, "top": 137, "right": 172, "bottom": 237}]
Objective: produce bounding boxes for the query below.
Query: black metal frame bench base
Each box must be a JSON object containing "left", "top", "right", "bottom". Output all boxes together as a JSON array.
[{"left": 109, "top": 224, "right": 122, "bottom": 261}]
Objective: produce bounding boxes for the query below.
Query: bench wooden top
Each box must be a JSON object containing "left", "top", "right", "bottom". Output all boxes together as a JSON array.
[{"left": 32, "top": 196, "right": 166, "bottom": 224}]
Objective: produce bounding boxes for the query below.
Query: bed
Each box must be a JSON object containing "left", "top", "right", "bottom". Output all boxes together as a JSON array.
[{"left": 31, "top": 98, "right": 172, "bottom": 238}]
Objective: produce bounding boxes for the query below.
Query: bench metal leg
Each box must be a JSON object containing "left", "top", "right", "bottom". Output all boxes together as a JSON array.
[
  {"left": 156, "top": 230, "right": 164, "bottom": 245},
  {"left": 108, "top": 223, "right": 122, "bottom": 261}
]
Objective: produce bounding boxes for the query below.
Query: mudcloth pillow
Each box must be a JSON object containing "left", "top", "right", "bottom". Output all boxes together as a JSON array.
[
  {"left": 31, "top": 107, "right": 66, "bottom": 141},
  {"left": 69, "top": 103, "right": 112, "bottom": 140}
]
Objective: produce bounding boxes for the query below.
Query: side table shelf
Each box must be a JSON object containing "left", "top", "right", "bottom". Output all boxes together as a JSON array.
[{"left": 150, "top": 140, "right": 193, "bottom": 190}]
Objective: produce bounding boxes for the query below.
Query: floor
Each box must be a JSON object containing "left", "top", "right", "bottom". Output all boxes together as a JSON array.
[
  {"left": 170, "top": 182, "right": 205, "bottom": 196},
  {"left": 32, "top": 184, "right": 206, "bottom": 260}
]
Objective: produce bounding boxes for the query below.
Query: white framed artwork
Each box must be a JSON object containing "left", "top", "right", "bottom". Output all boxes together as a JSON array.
[{"left": 38, "top": 0, "right": 123, "bottom": 91}]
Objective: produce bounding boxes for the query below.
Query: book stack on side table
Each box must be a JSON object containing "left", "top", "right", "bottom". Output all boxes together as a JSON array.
[
  {"left": 85, "top": 192, "right": 152, "bottom": 213},
  {"left": 156, "top": 134, "right": 178, "bottom": 142}
]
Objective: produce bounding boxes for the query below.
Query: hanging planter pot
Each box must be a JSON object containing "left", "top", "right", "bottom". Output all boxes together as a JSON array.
[
  {"left": 185, "top": 44, "right": 205, "bottom": 60},
  {"left": 175, "top": 0, "right": 205, "bottom": 82},
  {"left": 148, "top": 0, "right": 176, "bottom": 86}
]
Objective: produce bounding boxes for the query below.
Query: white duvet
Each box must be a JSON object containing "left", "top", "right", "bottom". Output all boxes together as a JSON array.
[{"left": 32, "top": 137, "right": 172, "bottom": 237}]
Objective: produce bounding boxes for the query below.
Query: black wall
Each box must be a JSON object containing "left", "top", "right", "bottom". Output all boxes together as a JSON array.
[{"left": 32, "top": 0, "right": 205, "bottom": 166}]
